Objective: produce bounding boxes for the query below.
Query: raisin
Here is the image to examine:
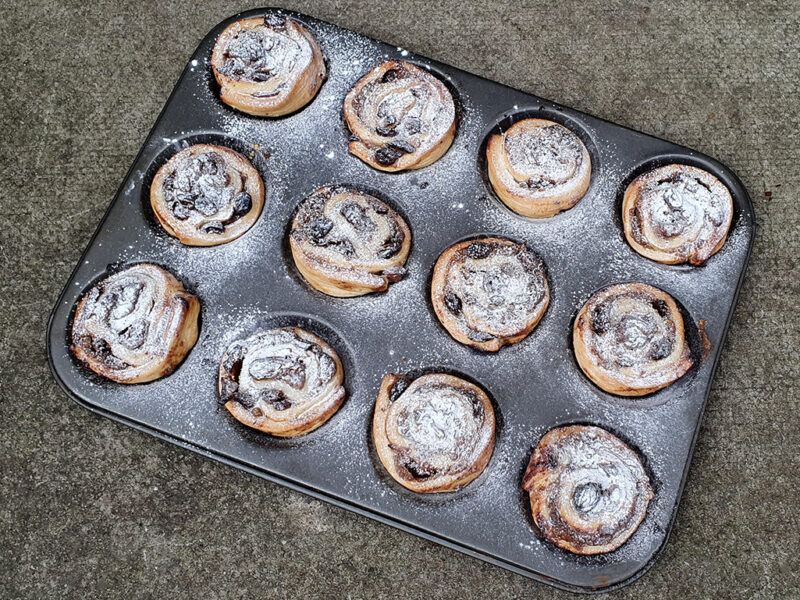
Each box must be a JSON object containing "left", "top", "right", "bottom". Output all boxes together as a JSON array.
[
  {"left": 118, "top": 320, "right": 148, "bottom": 350},
  {"left": 201, "top": 221, "right": 225, "bottom": 234},
  {"left": 378, "top": 240, "right": 401, "bottom": 259},
  {"left": 649, "top": 337, "right": 674, "bottom": 361},
  {"left": 470, "top": 392, "right": 484, "bottom": 419},
  {"left": 387, "top": 140, "right": 415, "bottom": 154},
  {"left": 175, "top": 191, "right": 196, "bottom": 205},
  {"left": 309, "top": 217, "right": 334, "bottom": 241},
  {"left": 374, "top": 146, "right": 403, "bottom": 166},
  {"left": 320, "top": 238, "right": 356, "bottom": 257},
  {"left": 341, "top": 202, "right": 375, "bottom": 232},
  {"left": 236, "top": 391, "right": 257, "bottom": 410},
  {"left": 219, "top": 379, "right": 239, "bottom": 404},
  {"left": 591, "top": 304, "right": 609, "bottom": 335},
  {"left": 389, "top": 378, "right": 409, "bottom": 402},
  {"left": 465, "top": 241, "right": 492, "bottom": 259},
  {"left": 198, "top": 153, "right": 220, "bottom": 175},
  {"left": 381, "top": 68, "right": 398, "bottom": 83},
  {"left": 233, "top": 191, "right": 252, "bottom": 216},
  {"left": 334, "top": 239, "right": 356, "bottom": 257},
  {"left": 264, "top": 13, "right": 286, "bottom": 29},
  {"left": 222, "top": 345, "right": 244, "bottom": 374},
  {"left": 444, "top": 293, "right": 462, "bottom": 314},
  {"left": 194, "top": 196, "right": 218, "bottom": 216},
  {"left": 261, "top": 389, "right": 291, "bottom": 411},
  {"left": 404, "top": 117, "right": 422, "bottom": 135},
  {"left": 468, "top": 330, "right": 494, "bottom": 342},
  {"left": 171, "top": 202, "right": 191, "bottom": 220},
  {"left": 404, "top": 459, "right": 434, "bottom": 479},
  {"left": 251, "top": 71, "right": 272, "bottom": 82},
  {"left": 652, "top": 299, "right": 670, "bottom": 318},
  {"left": 376, "top": 127, "right": 398, "bottom": 137},
  {"left": 383, "top": 266, "right": 407, "bottom": 282}
]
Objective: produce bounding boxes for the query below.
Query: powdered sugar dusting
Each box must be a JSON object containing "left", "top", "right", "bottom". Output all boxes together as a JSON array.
[
  {"left": 626, "top": 164, "right": 733, "bottom": 264},
  {"left": 502, "top": 121, "right": 587, "bottom": 192},
  {"left": 47, "top": 8, "right": 755, "bottom": 590},
  {"left": 389, "top": 377, "right": 490, "bottom": 473}
]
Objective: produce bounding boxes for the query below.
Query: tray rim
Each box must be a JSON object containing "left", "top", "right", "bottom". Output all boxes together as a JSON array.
[{"left": 45, "top": 6, "right": 757, "bottom": 593}]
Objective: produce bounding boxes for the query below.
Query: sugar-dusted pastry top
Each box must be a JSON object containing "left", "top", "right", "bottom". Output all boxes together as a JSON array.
[
  {"left": 71, "top": 264, "right": 200, "bottom": 383},
  {"left": 344, "top": 60, "right": 456, "bottom": 171},
  {"left": 487, "top": 118, "right": 591, "bottom": 218},
  {"left": 151, "top": 144, "right": 264, "bottom": 246},
  {"left": 623, "top": 164, "right": 733, "bottom": 265},
  {"left": 573, "top": 283, "right": 695, "bottom": 396},
  {"left": 523, "top": 425, "right": 653, "bottom": 555},
  {"left": 432, "top": 238, "right": 549, "bottom": 351},
  {"left": 290, "top": 186, "right": 411, "bottom": 296},
  {"left": 211, "top": 14, "right": 326, "bottom": 116},
  {"left": 219, "top": 327, "right": 345, "bottom": 437},
  {"left": 373, "top": 373, "right": 495, "bottom": 493}
]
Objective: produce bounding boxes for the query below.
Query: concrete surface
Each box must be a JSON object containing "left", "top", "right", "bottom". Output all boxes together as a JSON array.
[{"left": 1, "top": 1, "right": 798, "bottom": 598}]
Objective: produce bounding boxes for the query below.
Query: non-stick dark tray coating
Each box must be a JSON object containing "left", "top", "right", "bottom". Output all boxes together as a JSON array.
[{"left": 46, "top": 7, "right": 754, "bottom": 592}]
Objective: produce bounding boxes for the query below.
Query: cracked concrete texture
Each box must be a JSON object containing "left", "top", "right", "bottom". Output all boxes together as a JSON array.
[{"left": 1, "top": 1, "right": 798, "bottom": 598}]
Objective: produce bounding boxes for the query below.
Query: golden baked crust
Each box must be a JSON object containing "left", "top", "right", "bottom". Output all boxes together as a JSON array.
[
  {"left": 523, "top": 425, "right": 653, "bottom": 555},
  {"left": 290, "top": 186, "right": 411, "bottom": 297},
  {"left": 573, "top": 282, "right": 694, "bottom": 396},
  {"left": 431, "top": 238, "right": 549, "bottom": 351},
  {"left": 218, "top": 327, "right": 345, "bottom": 437},
  {"left": 373, "top": 373, "right": 495, "bottom": 493},
  {"left": 71, "top": 264, "right": 200, "bottom": 383},
  {"left": 150, "top": 144, "right": 264, "bottom": 246},
  {"left": 622, "top": 163, "right": 733, "bottom": 265},
  {"left": 487, "top": 118, "right": 591, "bottom": 218},
  {"left": 211, "top": 14, "right": 326, "bottom": 117},
  {"left": 343, "top": 60, "right": 456, "bottom": 172}
]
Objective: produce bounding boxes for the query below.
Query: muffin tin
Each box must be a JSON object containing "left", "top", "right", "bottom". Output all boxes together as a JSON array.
[{"left": 46, "top": 8, "right": 755, "bottom": 592}]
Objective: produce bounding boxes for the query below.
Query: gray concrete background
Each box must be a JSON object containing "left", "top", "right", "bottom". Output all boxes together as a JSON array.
[{"left": 2, "top": 1, "right": 798, "bottom": 598}]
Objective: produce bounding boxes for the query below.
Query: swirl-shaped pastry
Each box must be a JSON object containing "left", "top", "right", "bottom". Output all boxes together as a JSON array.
[
  {"left": 431, "top": 238, "right": 549, "bottom": 351},
  {"left": 343, "top": 60, "right": 456, "bottom": 172},
  {"left": 373, "top": 373, "right": 495, "bottom": 493},
  {"left": 150, "top": 144, "right": 265, "bottom": 246},
  {"left": 487, "top": 118, "right": 591, "bottom": 218},
  {"left": 71, "top": 264, "right": 200, "bottom": 383},
  {"left": 211, "top": 14, "right": 326, "bottom": 117},
  {"left": 290, "top": 186, "right": 411, "bottom": 297},
  {"left": 573, "top": 283, "right": 695, "bottom": 396},
  {"left": 218, "top": 327, "right": 345, "bottom": 437},
  {"left": 622, "top": 164, "right": 733, "bottom": 265},
  {"left": 523, "top": 425, "right": 653, "bottom": 555}
]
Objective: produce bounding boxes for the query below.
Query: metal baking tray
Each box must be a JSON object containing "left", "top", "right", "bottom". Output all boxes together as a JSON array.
[{"left": 46, "top": 7, "right": 755, "bottom": 592}]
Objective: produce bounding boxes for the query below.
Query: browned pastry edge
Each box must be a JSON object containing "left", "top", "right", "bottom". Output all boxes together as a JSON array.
[
  {"left": 486, "top": 118, "right": 591, "bottom": 218},
  {"left": 289, "top": 186, "right": 412, "bottom": 297},
  {"left": 522, "top": 425, "right": 653, "bottom": 555},
  {"left": 573, "top": 282, "right": 694, "bottom": 396},
  {"left": 622, "top": 163, "right": 733, "bottom": 265},
  {"left": 211, "top": 15, "right": 326, "bottom": 117},
  {"left": 431, "top": 237, "right": 550, "bottom": 352},
  {"left": 343, "top": 60, "right": 456, "bottom": 172},
  {"left": 150, "top": 144, "right": 265, "bottom": 246},
  {"left": 373, "top": 373, "right": 495, "bottom": 493},
  {"left": 218, "top": 327, "right": 345, "bottom": 437},
  {"left": 70, "top": 264, "right": 200, "bottom": 384}
]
